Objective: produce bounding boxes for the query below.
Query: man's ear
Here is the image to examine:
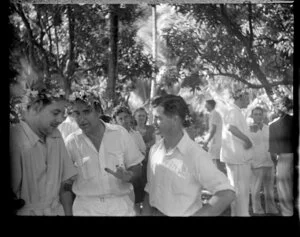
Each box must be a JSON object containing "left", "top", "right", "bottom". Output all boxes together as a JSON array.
[{"left": 173, "top": 115, "right": 181, "bottom": 125}]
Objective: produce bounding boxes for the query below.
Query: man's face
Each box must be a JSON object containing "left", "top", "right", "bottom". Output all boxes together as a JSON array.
[
  {"left": 71, "top": 101, "right": 100, "bottom": 134},
  {"left": 241, "top": 94, "right": 250, "bottom": 108},
  {"left": 36, "top": 100, "right": 66, "bottom": 136},
  {"left": 153, "top": 106, "right": 174, "bottom": 137},
  {"left": 252, "top": 109, "right": 264, "bottom": 124},
  {"left": 205, "top": 102, "right": 213, "bottom": 112},
  {"left": 115, "top": 112, "right": 132, "bottom": 131},
  {"left": 134, "top": 110, "right": 147, "bottom": 126}
]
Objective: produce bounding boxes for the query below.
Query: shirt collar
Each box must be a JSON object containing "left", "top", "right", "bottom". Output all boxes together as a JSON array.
[
  {"left": 102, "top": 121, "right": 121, "bottom": 131},
  {"left": 161, "top": 129, "right": 191, "bottom": 156},
  {"left": 20, "top": 120, "right": 41, "bottom": 146},
  {"left": 232, "top": 103, "right": 242, "bottom": 111},
  {"left": 20, "top": 121, "right": 62, "bottom": 146},
  {"left": 177, "top": 130, "right": 192, "bottom": 155}
]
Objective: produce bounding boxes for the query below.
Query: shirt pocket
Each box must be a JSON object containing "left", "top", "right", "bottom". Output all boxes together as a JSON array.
[{"left": 74, "top": 156, "right": 97, "bottom": 180}]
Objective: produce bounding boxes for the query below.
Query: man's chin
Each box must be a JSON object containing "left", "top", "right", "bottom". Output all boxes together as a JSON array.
[{"left": 80, "top": 126, "right": 90, "bottom": 134}]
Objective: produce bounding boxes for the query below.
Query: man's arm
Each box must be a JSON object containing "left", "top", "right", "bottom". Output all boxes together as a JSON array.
[
  {"left": 59, "top": 177, "right": 76, "bottom": 216},
  {"left": 127, "top": 163, "right": 142, "bottom": 183},
  {"left": 193, "top": 189, "right": 235, "bottom": 216},
  {"left": 204, "top": 124, "right": 217, "bottom": 146},
  {"left": 228, "top": 125, "right": 252, "bottom": 149}
]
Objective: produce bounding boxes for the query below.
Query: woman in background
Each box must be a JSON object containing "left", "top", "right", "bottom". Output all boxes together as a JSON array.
[{"left": 133, "top": 107, "right": 156, "bottom": 154}]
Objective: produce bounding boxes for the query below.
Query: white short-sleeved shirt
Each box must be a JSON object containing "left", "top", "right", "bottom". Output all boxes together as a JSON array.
[
  {"left": 10, "top": 121, "right": 77, "bottom": 215},
  {"left": 145, "top": 131, "right": 234, "bottom": 216},
  {"left": 129, "top": 128, "right": 146, "bottom": 156},
  {"left": 220, "top": 104, "right": 253, "bottom": 164},
  {"left": 58, "top": 116, "right": 79, "bottom": 140},
  {"left": 249, "top": 124, "right": 273, "bottom": 168},
  {"left": 65, "top": 122, "right": 144, "bottom": 197},
  {"left": 208, "top": 109, "right": 223, "bottom": 159}
]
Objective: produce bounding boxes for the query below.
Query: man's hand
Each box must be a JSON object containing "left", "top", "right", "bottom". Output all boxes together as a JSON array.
[
  {"left": 243, "top": 138, "right": 253, "bottom": 150},
  {"left": 105, "top": 165, "right": 133, "bottom": 183}
]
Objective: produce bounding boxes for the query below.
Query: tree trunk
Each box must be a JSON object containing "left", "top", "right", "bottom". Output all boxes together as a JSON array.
[
  {"left": 64, "top": 5, "right": 75, "bottom": 95},
  {"left": 107, "top": 5, "right": 119, "bottom": 106}
]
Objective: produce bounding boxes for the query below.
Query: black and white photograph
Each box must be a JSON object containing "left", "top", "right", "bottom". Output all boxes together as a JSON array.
[{"left": 7, "top": 0, "right": 297, "bottom": 224}]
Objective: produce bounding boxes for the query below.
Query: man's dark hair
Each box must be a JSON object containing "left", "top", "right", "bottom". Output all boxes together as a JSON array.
[
  {"left": 100, "top": 114, "right": 112, "bottom": 123},
  {"left": 206, "top": 99, "right": 216, "bottom": 109},
  {"left": 73, "top": 98, "right": 103, "bottom": 114},
  {"left": 251, "top": 106, "right": 264, "bottom": 115},
  {"left": 112, "top": 104, "right": 132, "bottom": 120},
  {"left": 151, "top": 94, "right": 191, "bottom": 127},
  {"left": 27, "top": 89, "right": 65, "bottom": 110}
]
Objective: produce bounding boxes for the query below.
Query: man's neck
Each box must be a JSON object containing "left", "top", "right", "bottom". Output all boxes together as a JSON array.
[
  {"left": 234, "top": 100, "right": 242, "bottom": 109},
  {"left": 24, "top": 119, "right": 47, "bottom": 142},
  {"left": 85, "top": 122, "right": 104, "bottom": 139},
  {"left": 164, "top": 129, "right": 184, "bottom": 151},
  {"left": 137, "top": 123, "right": 146, "bottom": 130}
]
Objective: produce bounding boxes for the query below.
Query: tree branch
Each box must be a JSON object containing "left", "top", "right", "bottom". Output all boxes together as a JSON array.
[
  {"left": 248, "top": 3, "right": 254, "bottom": 49},
  {"left": 210, "top": 73, "right": 292, "bottom": 89},
  {"left": 219, "top": 4, "right": 273, "bottom": 97}
]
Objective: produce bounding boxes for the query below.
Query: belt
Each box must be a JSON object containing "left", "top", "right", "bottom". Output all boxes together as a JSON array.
[{"left": 78, "top": 194, "right": 130, "bottom": 203}]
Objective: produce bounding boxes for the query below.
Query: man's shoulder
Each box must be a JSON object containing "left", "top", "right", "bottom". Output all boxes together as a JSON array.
[
  {"left": 269, "top": 117, "right": 281, "bottom": 127},
  {"left": 65, "top": 129, "right": 83, "bottom": 144},
  {"left": 10, "top": 123, "right": 25, "bottom": 143}
]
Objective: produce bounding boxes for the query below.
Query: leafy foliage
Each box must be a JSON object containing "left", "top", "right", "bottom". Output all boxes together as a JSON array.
[
  {"left": 9, "top": 3, "right": 154, "bottom": 116},
  {"left": 167, "top": 3, "right": 293, "bottom": 99}
]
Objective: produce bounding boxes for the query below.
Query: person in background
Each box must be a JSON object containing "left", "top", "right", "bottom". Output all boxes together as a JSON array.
[
  {"left": 269, "top": 97, "right": 294, "bottom": 216},
  {"left": 113, "top": 105, "right": 146, "bottom": 157},
  {"left": 203, "top": 99, "right": 225, "bottom": 174},
  {"left": 220, "top": 90, "right": 253, "bottom": 216},
  {"left": 10, "top": 87, "right": 77, "bottom": 215},
  {"left": 133, "top": 107, "right": 156, "bottom": 153},
  {"left": 112, "top": 105, "right": 146, "bottom": 215},
  {"left": 65, "top": 94, "right": 143, "bottom": 216},
  {"left": 133, "top": 107, "right": 157, "bottom": 214},
  {"left": 142, "top": 94, "right": 235, "bottom": 216},
  {"left": 249, "top": 107, "right": 278, "bottom": 215}
]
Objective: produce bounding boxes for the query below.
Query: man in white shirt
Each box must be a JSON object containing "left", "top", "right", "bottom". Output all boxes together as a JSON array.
[
  {"left": 65, "top": 96, "right": 144, "bottom": 216},
  {"left": 249, "top": 107, "right": 278, "bottom": 215},
  {"left": 203, "top": 99, "right": 225, "bottom": 173},
  {"left": 220, "top": 91, "right": 253, "bottom": 216},
  {"left": 142, "top": 94, "right": 235, "bottom": 216},
  {"left": 10, "top": 89, "right": 77, "bottom": 216}
]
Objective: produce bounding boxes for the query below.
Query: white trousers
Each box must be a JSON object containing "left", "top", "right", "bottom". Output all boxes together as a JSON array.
[
  {"left": 73, "top": 194, "right": 136, "bottom": 216},
  {"left": 226, "top": 163, "right": 251, "bottom": 216},
  {"left": 276, "top": 153, "right": 293, "bottom": 216},
  {"left": 250, "top": 166, "right": 278, "bottom": 214}
]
